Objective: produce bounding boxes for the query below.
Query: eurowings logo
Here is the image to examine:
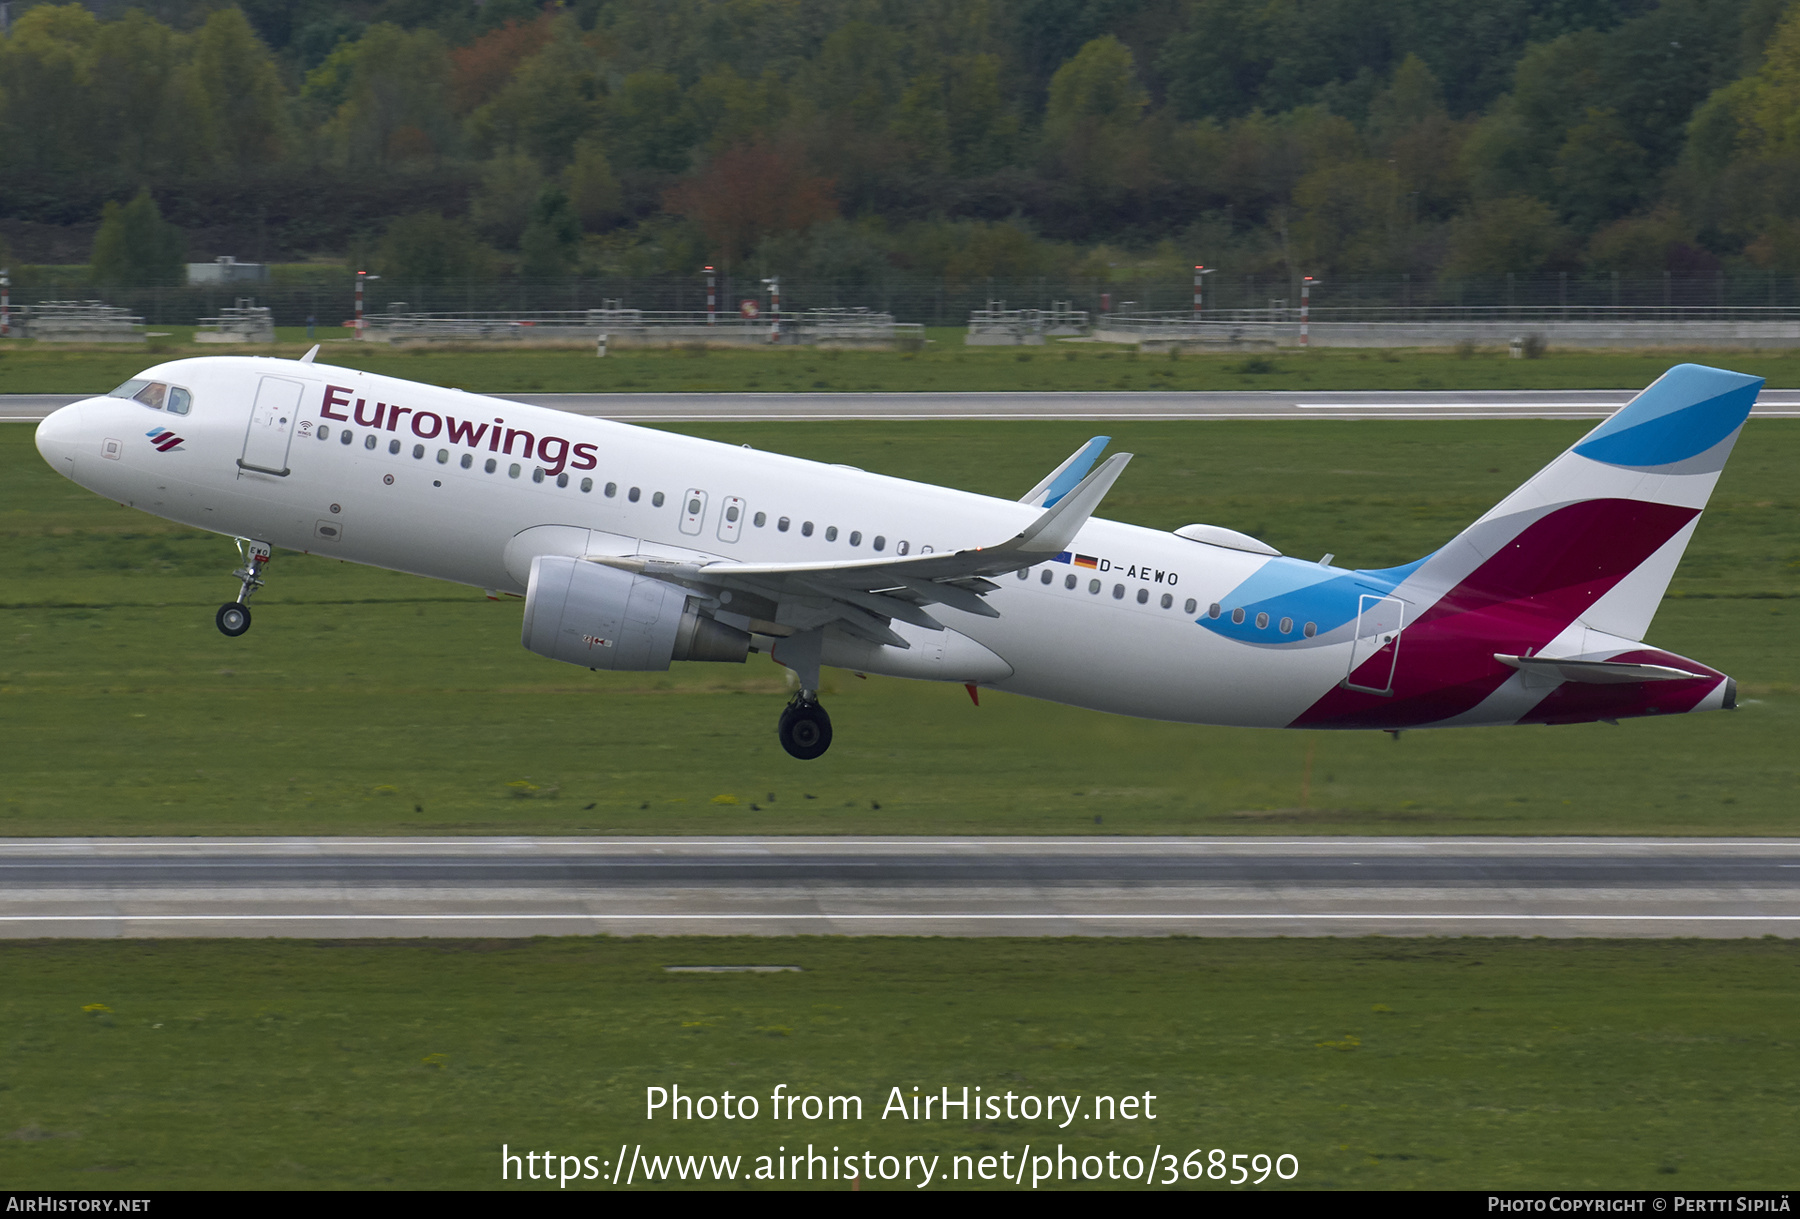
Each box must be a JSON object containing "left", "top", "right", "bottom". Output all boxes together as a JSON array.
[{"left": 146, "top": 426, "right": 185, "bottom": 452}]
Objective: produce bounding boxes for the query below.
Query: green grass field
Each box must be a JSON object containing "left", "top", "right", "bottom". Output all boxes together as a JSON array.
[
  {"left": 1, "top": 936, "right": 1793, "bottom": 1190},
  {"left": 3, "top": 415, "right": 1796, "bottom": 837},
  {"left": 9, "top": 332, "right": 1800, "bottom": 395}
]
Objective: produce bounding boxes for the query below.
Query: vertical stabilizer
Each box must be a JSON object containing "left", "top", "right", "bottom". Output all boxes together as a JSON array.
[{"left": 1403, "top": 363, "right": 1761, "bottom": 642}]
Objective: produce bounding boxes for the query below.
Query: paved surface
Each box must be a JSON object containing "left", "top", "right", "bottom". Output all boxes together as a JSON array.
[
  {"left": 4, "top": 837, "right": 1797, "bottom": 938},
  {"left": 9, "top": 389, "right": 1800, "bottom": 423}
]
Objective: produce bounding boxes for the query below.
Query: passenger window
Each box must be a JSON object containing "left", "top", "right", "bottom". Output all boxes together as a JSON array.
[
  {"left": 802, "top": 521, "right": 814, "bottom": 537},
  {"left": 1161, "top": 593, "right": 1173, "bottom": 609},
  {"left": 510, "top": 463, "right": 521, "bottom": 478},
  {"left": 605, "top": 482, "right": 617, "bottom": 497},
  {"left": 1136, "top": 588, "right": 1149, "bottom": 604},
  {"left": 341, "top": 431, "right": 353, "bottom": 445},
  {"left": 413, "top": 444, "right": 425, "bottom": 459},
  {"left": 652, "top": 491, "right": 665, "bottom": 507},
  {"left": 167, "top": 388, "right": 191, "bottom": 415},
  {"left": 1208, "top": 603, "right": 1221, "bottom": 618},
  {"left": 1113, "top": 584, "right": 1125, "bottom": 599},
  {"left": 752, "top": 511, "right": 764, "bottom": 526},
  {"left": 557, "top": 473, "right": 569, "bottom": 488},
  {"left": 848, "top": 531, "right": 861, "bottom": 546},
  {"left": 628, "top": 487, "right": 641, "bottom": 502},
  {"left": 1231, "top": 608, "right": 1246, "bottom": 624},
  {"left": 437, "top": 449, "right": 449, "bottom": 464},
  {"left": 1185, "top": 599, "right": 1197, "bottom": 614},
  {"left": 688, "top": 497, "right": 703, "bottom": 515},
  {"left": 897, "top": 540, "right": 909, "bottom": 555},
  {"left": 1040, "top": 570, "right": 1053, "bottom": 585},
  {"left": 389, "top": 439, "right": 401, "bottom": 455},
  {"left": 778, "top": 517, "right": 790, "bottom": 532},
  {"left": 873, "top": 535, "right": 885, "bottom": 551},
  {"left": 1279, "top": 617, "right": 1293, "bottom": 634},
  {"left": 1065, "top": 574, "right": 1077, "bottom": 590},
  {"left": 1089, "top": 579, "right": 1101, "bottom": 594},
  {"left": 317, "top": 427, "right": 330, "bottom": 441},
  {"left": 461, "top": 454, "right": 473, "bottom": 469},
  {"left": 486, "top": 458, "right": 497, "bottom": 474},
  {"left": 532, "top": 468, "right": 544, "bottom": 483},
  {"left": 1017, "top": 569, "right": 1029, "bottom": 580},
  {"left": 366, "top": 434, "right": 378, "bottom": 450},
  {"left": 1303, "top": 621, "right": 1317, "bottom": 638},
  {"left": 1255, "top": 612, "right": 1269, "bottom": 629},
  {"left": 580, "top": 477, "right": 593, "bottom": 492},
  {"left": 825, "top": 526, "right": 838, "bottom": 541}
]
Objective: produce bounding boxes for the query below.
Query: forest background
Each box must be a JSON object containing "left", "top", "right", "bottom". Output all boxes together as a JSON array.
[{"left": 5, "top": 0, "right": 1800, "bottom": 315}]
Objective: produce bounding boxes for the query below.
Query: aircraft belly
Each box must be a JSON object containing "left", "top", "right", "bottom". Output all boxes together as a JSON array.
[{"left": 970, "top": 584, "right": 1336, "bottom": 727}]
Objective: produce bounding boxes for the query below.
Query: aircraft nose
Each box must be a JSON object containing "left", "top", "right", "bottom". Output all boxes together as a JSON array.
[{"left": 35, "top": 400, "right": 84, "bottom": 475}]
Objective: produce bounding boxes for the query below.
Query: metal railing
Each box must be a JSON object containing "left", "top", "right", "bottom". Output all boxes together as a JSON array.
[{"left": 17, "top": 300, "right": 144, "bottom": 342}]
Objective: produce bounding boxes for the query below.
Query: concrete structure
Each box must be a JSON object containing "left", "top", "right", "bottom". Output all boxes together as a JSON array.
[
  {"left": 194, "top": 300, "right": 275, "bottom": 343},
  {"left": 186, "top": 256, "right": 268, "bottom": 286},
  {"left": 1094, "top": 316, "right": 1800, "bottom": 350},
  {"left": 19, "top": 301, "right": 144, "bottom": 342},
  {"left": 967, "top": 304, "right": 1091, "bottom": 345}
]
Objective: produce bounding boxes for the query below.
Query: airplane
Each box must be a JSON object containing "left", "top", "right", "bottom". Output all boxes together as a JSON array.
[{"left": 33, "top": 354, "right": 1756, "bottom": 759}]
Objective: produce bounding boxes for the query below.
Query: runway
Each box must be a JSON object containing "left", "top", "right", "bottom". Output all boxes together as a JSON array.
[
  {"left": 3, "top": 836, "right": 1797, "bottom": 938},
  {"left": 8, "top": 388, "right": 1800, "bottom": 423}
]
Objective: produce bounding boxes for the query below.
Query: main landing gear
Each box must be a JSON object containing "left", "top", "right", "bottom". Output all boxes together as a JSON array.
[
  {"left": 217, "top": 537, "right": 271, "bottom": 638},
  {"left": 771, "top": 628, "right": 832, "bottom": 760},
  {"left": 778, "top": 694, "right": 833, "bottom": 761}
]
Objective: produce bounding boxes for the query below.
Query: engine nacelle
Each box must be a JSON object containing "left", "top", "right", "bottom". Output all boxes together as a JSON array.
[{"left": 522, "top": 554, "right": 749, "bottom": 670}]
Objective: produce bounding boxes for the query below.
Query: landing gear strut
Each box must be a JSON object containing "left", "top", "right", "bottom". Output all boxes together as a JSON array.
[
  {"left": 778, "top": 694, "right": 833, "bottom": 760},
  {"left": 217, "top": 537, "right": 271, "bottom": 638}
]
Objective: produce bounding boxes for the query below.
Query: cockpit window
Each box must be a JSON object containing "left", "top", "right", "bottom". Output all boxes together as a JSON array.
[{"left": 107, "top": 379, "right": 191, "bottom": 414}]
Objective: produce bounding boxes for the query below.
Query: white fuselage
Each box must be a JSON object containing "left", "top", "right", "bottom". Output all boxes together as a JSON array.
[{"left": 33, "top": 355, "right": 1421, "bottom": 728}]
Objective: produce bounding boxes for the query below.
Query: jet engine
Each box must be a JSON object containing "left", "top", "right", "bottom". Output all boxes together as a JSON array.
[{"left": 522, "top": 554, "right": 749, "bottom": 670}]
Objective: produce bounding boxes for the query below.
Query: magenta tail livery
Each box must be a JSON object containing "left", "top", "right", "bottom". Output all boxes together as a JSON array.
[{"left": 34, "top": 358, "right": 1755, "bottom": 758}]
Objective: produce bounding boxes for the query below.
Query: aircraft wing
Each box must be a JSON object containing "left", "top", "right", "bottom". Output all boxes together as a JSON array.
[{"left": 589, "top": 453, "right": 1132, "bottom": 648}]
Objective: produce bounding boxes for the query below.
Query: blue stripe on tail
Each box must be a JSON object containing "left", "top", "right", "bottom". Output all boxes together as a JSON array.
[{"left": 1573, "top": 363, "right": 1762, "bottom": 469}]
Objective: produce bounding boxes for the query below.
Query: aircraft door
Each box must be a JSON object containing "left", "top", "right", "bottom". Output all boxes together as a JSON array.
[
  {"left": 717, "top": 496, "right": 745, "bottom": 543},
  {"left": 238, "top": 377, "right": 305, "bottom": 477},
  {"left": 678, "top": 489, "right": 707, "bottom": 535},
  {"left": 1344, "top": 594, "right": 1406, "bottom": 694}
]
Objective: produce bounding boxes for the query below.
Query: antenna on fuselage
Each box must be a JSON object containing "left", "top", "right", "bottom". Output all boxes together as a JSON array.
[{"left": 298, "top": 344, "right": 320, "bottom": 364}]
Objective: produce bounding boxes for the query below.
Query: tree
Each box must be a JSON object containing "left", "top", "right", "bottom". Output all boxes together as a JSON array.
[
  {"left": 607, "top": 71, "right": 699, "bottom": 174},
  {"left": 1442, "top": 195, "right": 1568, "bottom": 277},
  {"left": 191, "top": 7, "right": 286, "bottom": 172},
  {"left": 519, "top": 188, "right": 580, "bottom": 279},
  {"left": 90, "top": 190, "right": 185, "bottom": 287},
  {"left": 307, "top": 23, "right": 455, "bottom": 168},
  {"left": 0, "top": 3, "right": 101, "bottom": 176},
  {"left": 663, "top": 140, "right": 837, "bottom": 265},
  {"left": 375, "top": 213, "right": 496, "bottom": 284},
  {"left": 466, "top": 17, "right": 601, "bottom": 169},
  {"left": 563, "top": 139, "right": 622, "bottom": 231},
  {"left": 1043, "top": 36, "right": 1151, "bottom": 196},
  {"left": 470, "top": 150, "right": 546, "bottom": 247}
]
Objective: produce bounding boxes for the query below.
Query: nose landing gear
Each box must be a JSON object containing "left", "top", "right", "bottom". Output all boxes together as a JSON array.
[
  {"left": 217, "top": 537, "right": 271, "bottom": 637},
  {"left": 778, "top": 694, "right": 833, "bottom": 760}
]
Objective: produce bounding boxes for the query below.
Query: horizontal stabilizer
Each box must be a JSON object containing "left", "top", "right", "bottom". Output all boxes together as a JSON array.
[{"left": 1495, "top": 654, "right": 1701, "bottom": 685}]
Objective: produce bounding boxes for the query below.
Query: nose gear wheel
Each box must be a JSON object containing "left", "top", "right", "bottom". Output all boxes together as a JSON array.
[{"left": 217, "top": 537, "right": 271, "bottom": 637}]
